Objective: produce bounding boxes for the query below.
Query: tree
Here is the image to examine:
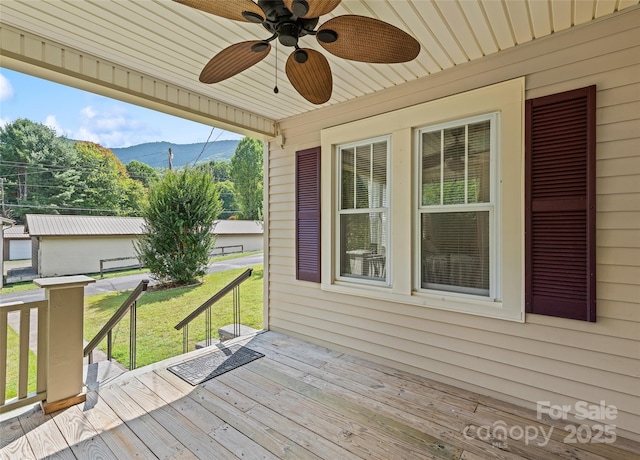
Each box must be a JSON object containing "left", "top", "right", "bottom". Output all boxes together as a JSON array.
[
  {"left": 0, "top": 118, "right": 77, "bottom": 220},
  {"left": 216, "top": 180, "right": 237, "bottom": 219},
  {"left": 0, "top": 120, "right": 147, "bottom": 221},
  {"left": 196, "top": 159, "right": 231, "bottom": 182},
  {"left": 196, "top": 160, "right": 236, "bottom": 218},
  {"left": 72, "top": 142, "right": 146, "bottom": 215},
  {"left": 210, "top": 161, "right": 231, "bottom": 182},
  {"left": 135, "top": 167, "right": 221, "bottom": 286},
  {"left": 229, "top": 137, "right": 263, "bottom": 220},
  {"left": 126, "top": 160, "right": 160, "bottom": 188}
]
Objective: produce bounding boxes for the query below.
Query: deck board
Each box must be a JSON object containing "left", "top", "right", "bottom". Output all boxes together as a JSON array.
[
  {"left": 81, "top": 391, "right": 157, "bottom": 459},
  {"left": 99, "top": 381, "right": 196, "bottom": 459},
  {"left": 155, "top": 367, "right": 324, "bottom": 460},
  {"left": 115, "top": 376, "right": 236, "bottom": 460},
  {"left": 244, "top": 357, "right": 463, "bottom": 459},
  {"left": 0, "top": 415, "right": 35, "bottom": 459},
  {"left": 194, "top": 370, "right": 362, "bottom": 460},
  {"left": 136, "top": 370, "right": 279, "bottom": 459},
  {"left": 17, "top": 406, "right": 73, "bottom": 460},
  {"left": 248, "top": 339, "right": 477, "bottom": 429},
  {"left": 219, "top": 367, "right": 418, "bottom": 459},
  {"left": 52, "top": 405, "right": 116, "bottom": 459},
  {"left": 1, "top": 330, "right": 639, "bottom": 459}
]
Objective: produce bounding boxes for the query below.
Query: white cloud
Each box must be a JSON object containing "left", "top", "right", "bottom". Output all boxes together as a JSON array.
[
  {"left": 0, "top": 73, "right": 14, "bottom": 101},
  {"left": 44, "top": 115, "right": 72, "bottom": 137},
  {"left": 80, "top": 105, "right": 97, "bottom": 119},
  {"left": 74, "top": 127, "right": 101, "bottom": 144},
  {"left": 74, "top": 105, "right": 158, "bottom": 147},
  {"left": 0, "top": 117, "right": 10, "bottom": 129}
]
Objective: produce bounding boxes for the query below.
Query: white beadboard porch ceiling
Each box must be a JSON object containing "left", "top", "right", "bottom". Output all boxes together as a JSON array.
[{"left": 1, "top": 0, "right": 638, "bottom": 129}]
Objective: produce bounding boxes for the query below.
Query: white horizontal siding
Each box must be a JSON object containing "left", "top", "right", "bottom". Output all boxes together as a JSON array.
[
  {"left": 266, "top": 7, "right": 640, "bottom": 441},
  {"left": 39, "top": 236, "right": 138, "bottom": 277}
]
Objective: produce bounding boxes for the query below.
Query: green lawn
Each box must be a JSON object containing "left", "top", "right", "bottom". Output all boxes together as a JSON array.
[
  {"left": 4, "top": 326, "right": 38, "bottom": 400},
  {"left": 0, "top": 280, "right": 39, "bottom": 294},
  {"left": 83, "top": 265, "right": 264, "bottom": 369}
]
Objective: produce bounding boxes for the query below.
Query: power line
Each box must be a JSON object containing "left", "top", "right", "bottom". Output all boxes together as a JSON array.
[
  {"left": 0, "top": 177, "right": 5, "bottom": 216},
  {"left": 0, "top": 155, "right": 235, "bottom": 179},
  {"left": 4, "top": 202, "right": 142, "bottom": 214},
  {"left": 5, "top": 202, "right": 238, "bottom": 214},
  {"left": 0, "top": 169, "right": 156, "bottom": 182},
  {"left": 0, "top": 160, "right": 159, "bottom": 181},
  {"left": 193, "top": 128, "right": 224, "bottom": 165},
  {"left": 1, "top": 179, "right": 235, "bottom": 196}
]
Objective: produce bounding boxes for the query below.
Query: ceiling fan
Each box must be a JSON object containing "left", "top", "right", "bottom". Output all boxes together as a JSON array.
[{"left": 174, "top": 0, "right": 421, "bottom": 104}]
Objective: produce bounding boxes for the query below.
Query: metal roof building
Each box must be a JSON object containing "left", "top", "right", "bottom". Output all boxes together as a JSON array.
[
  {"left": 24, "top": 214, "right": 144, "bottom": 277},
  {"left": 25, "top": 215, "right": 145, "bottom": 237},
  {"left": 22, "top": 215, "right": 263, "bottom": 277},
  {"left": 1, "top": 217, "right": 15, "bottom": 288},
  {"left": 2, "top": 225, "right": 31, "bottom": 262}
]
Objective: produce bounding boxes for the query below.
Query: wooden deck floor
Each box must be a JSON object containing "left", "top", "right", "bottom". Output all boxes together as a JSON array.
[{"left": 1, "top": 331, "right": 638, "bottom": 459}]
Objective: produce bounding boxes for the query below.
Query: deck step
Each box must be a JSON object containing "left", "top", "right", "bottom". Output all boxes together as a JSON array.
[
  {"left": 194, "top": 324, "right": 259, "bottom": 349},
  {"left": 218, "top": 324, "right": 259, "bottom": 342},
  {"left": 83, "top": 360, "right": 127, "bottom": 390}
]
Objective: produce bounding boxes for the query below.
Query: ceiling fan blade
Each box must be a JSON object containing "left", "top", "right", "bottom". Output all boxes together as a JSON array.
[
  {"left": 317, "top": 15, "right": 420, "bottom": 63},
  {"left": 200, "top": 41, "right": 271, "bottom": 84},
  {"left": 286, "top": 49, "right": 332, "bottom": 105},
  {"left": 173, "top": 0, "right": 265, "bottom": 22},
  {"left": 283, "top": 0, "right": 341, "bottom": 19}
]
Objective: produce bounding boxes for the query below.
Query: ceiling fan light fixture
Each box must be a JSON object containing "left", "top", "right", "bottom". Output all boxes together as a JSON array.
[
  {"left": 316, "top": 29, "right": 338, "bottom": 43},
  {"left": 242, "top": 11, "right": 264, "bottom": 23},
  {"left": 278, "top": 23, "right": 299, "bottom": 46},
  {"left": 294, "top": 49, "right": 308, "bottom": 63},
  {"left": 291, "top": 0, "right": 309, "bottom": 17}
]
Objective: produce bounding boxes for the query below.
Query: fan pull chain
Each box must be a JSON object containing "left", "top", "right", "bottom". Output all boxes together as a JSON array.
[{"left": 273, "top": 41, "right": 279, "bottom": 94}]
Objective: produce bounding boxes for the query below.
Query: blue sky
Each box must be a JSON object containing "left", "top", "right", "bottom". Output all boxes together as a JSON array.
[{"left": 0, "top": 68, "right": 242, "bottom": 148}]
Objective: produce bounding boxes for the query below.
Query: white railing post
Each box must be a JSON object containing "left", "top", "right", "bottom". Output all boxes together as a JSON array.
[{"left": 34, "top": 275, "right": 95, "bottom": 414}]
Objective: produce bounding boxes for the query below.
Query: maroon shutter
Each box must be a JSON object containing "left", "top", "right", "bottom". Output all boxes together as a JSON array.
[
  {"left": 296, "top": 147, "right": 321, "bottom": 282},
  {"left": 525, "top": 86, "right": 596, "bottom": 321}
]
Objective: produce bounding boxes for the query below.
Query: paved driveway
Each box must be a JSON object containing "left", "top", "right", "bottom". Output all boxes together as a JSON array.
[{"left": 0, "top": 253, "right": 263, "bottom": 304}]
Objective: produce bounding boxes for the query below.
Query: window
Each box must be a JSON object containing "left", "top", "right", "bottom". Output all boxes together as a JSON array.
[
  {"left": 337, "top": 137, "right": 389, "bottom": 284},
  {"left": 321, "top": 78, "right": 524, "bottom": 321},
  {"left": 417, "top": 114, "right": 498, "bottom": 298}
]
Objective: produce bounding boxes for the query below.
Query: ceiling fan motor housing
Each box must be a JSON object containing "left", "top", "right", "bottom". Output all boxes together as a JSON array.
[
  {"left": 278, "top": 23, "right": 299, "bottom": 46},
  {"left": 258, "top": 0, "right": 318, "bottom": 46}
]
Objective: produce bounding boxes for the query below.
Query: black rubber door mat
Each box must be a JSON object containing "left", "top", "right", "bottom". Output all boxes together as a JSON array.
[{"left": 168, "top": 345, "right": 264, "bottom": 385}]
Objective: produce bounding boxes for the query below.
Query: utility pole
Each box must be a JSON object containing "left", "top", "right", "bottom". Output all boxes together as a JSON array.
[
  {"left": 0, "top": 177, "right": 5, "bottom": 216},
  {"left": 168, "top": 148, "right": 173, "bottom": 171}
]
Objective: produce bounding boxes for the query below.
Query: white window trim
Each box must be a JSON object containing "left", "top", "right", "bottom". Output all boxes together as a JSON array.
[
  {"left": 414, "top": 113, "right": 501, "bottom": 301},
  {"left": 335, "top": 135, "right": 391, "bottom": 287},
  {"left": 320, "top": 78, "right": 525, "bottom": 322}
]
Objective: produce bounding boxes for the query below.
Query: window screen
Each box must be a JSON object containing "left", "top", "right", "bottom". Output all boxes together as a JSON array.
[
  {"left": 419, "top": 117, "right": 494, "bottom": 297},
  {"left": 338, "top": 139, "right": 389, "bottom": 283}
]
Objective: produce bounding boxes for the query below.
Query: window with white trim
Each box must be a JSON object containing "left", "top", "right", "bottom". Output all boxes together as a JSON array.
[
  {"left": 322, "top": 78, "right": 523, "bottom": 321},
  {"left": 417, "top": 114, "right": 499, "bottom": 298},
  {"left": 337, "top": 137, "right": 389, "bottom": 284}
]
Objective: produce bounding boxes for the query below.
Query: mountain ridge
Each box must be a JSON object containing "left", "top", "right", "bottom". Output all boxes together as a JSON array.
[{"left": 110, "top": 140, "right": 240, "bottom": 168}]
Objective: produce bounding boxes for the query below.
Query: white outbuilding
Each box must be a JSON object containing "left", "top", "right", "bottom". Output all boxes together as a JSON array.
[
  {"left": 26, "top": 214, "right": 145, "bottom": 277},
  {"left": 3, "top": 225, "right": 32, "bottom": 261},
  {"left": 212, "top": 220, "right": 264, "bottom": 254},
  {"left": 1, "top": 217, "right": 15, "bottom": 288},
  {"left": 24, "top": 214, "right": 264, "bottom": 277}
]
